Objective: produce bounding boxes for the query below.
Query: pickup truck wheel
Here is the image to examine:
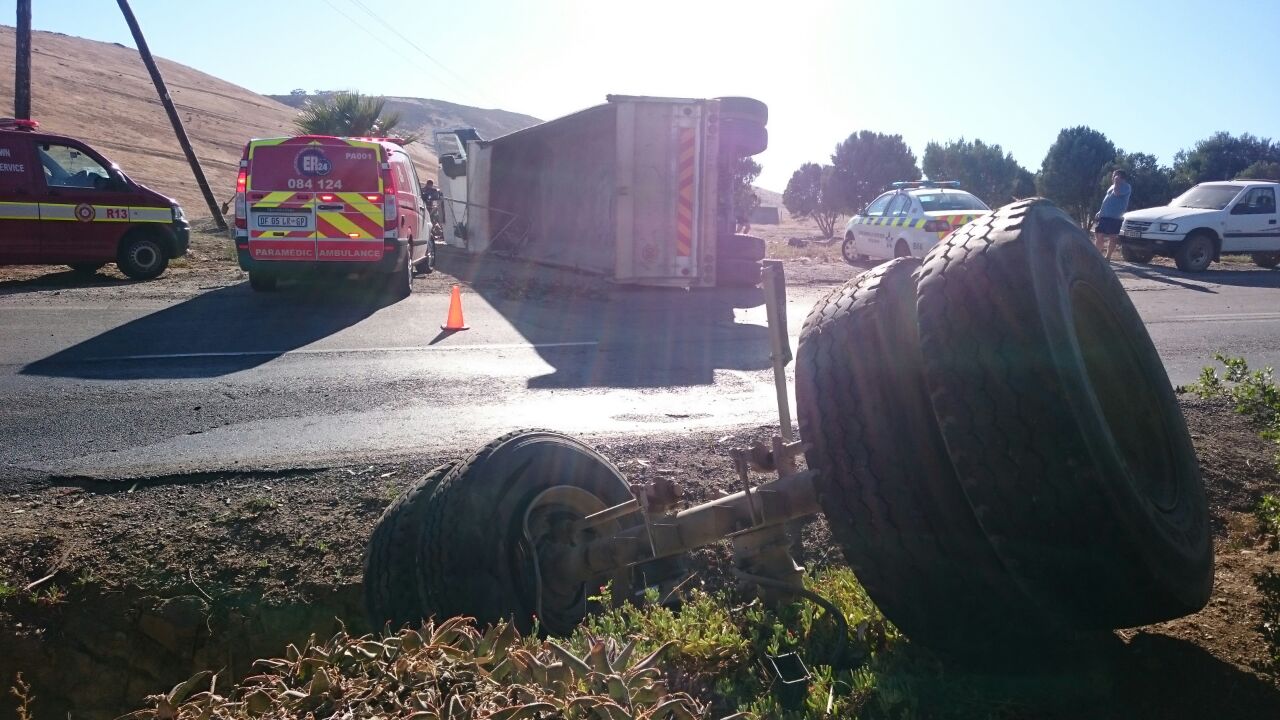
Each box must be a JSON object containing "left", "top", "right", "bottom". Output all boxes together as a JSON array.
[
  {"left": 719, "top": 233, "right": 766, "bottom": 261},
  {"left": 117, "top": 232, "right": 169, "bottom": 280},
  {"left": 364, "top": 462, "right": 457, "bottom": 630},
  {"left": 1252, "top": 252, "right": 1280, "bottom": 269},
  {"left": 68, "top": 263, "right": 105, "bottom": 276},
  {"left": 915, "top": 198, "right": 1212, "bottom": 629},
  {"left": 797, "top": 258, "right": 1051, "bottom": 652},
  {"left": 415, "top": 430, "right": 637, "bottom": 636},
  {"left": 1174, "top": 233, "right": 1214, "bottom": 273},
  {"left": 248, "top": 271, "right": 278, "bottom": 292},
  {"left": 1120, "top": 245, "right": 1154, "bottom": 263}
]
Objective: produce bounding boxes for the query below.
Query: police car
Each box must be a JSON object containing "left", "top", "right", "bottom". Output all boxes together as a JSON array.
[{"left": 841, "top": 181, "right": 990, "bottom": 264}]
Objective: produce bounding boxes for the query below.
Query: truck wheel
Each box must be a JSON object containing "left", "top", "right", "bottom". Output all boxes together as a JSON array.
[
  {"left": 415, "top": 237, "right": 436, "bottom": 274},
  {"left": 415, "top": 430, "right": 637, "bottom": 636},
  {"left": 68, "top": 263, "right": 105, "bottom": 276},
  {"left": 364, "top": 462, "right": 457, "bottom": 630},
  {"left": 248, "top": 271, "right": 278, "bottom": 292},
  {"left": 1252, "top": 252, "right": 1280, "bottom": 269},
  {"left": 719, "top": 118, "right": 768, "bottom": 157},
  {"left": 1174, "top": 233, "right": 1214, "bottom": 273},
  {"left": 797, "top": 258, "right": 1049, "bottom": 652},
  {"left": 714, "top": 96, "right": 768, "bottom": 125},
  {"left": 719, "top": 233, "right": 766, "bottom": 261},
  {"left": 716, "top": 259, "right": 763, "bottom": 287},
  {"left": 915, "top": 198, "right": 1212, "bottom": 629},
  {"left": 841, "top": 233, "right": 861, "bottom": 265},
  {"left": 894, "top": 239, "right": 912, "bottom": 258},
  {"left": 1120, "top": 245, "right": 1154, "bottom": 263},
  {"left": 116, "top": 232, "right": 169, "bottom": 280}
]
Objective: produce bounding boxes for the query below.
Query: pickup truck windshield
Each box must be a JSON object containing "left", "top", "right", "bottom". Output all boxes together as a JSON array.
[{"left": 1171, "top": 185, "right": 1242, "bottom": 210}]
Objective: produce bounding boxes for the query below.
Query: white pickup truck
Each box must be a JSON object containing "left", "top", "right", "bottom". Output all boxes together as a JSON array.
[{"left": 1119, "top": 180, "right": 1280, "bottom": 272}]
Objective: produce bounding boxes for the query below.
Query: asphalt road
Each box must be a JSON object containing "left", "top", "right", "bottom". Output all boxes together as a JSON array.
[{"left": 2, "top": 259, "right": 1279, "bottom": 479}]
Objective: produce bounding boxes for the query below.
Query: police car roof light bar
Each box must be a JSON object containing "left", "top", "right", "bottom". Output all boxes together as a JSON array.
[{"left": 890, "top": 180, "right": 961, "bottom": 190}]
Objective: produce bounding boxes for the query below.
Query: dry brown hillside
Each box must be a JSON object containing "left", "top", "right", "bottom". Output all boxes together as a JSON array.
[{"left": 0, "top": 27, "right": 439, "bottom": 219}]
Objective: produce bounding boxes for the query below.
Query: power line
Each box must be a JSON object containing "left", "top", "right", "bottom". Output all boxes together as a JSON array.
[
  {"left": 343, "top": 0, "right": 502, "bottom": 108},
  {"left": 315, "top": 0, "right": 481, "bottom": 106}
]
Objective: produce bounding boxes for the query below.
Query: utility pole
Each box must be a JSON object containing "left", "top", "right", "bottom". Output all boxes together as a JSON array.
[
  {"left": 116, "top": 0, "right": 227, "bottom": 229},
  {"left": 15, "top": 0, "right": 31, "bottom": 119}
]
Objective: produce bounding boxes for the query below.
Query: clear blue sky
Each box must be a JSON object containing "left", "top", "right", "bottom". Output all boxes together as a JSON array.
[{"left": 5, "top": 0, "right": 1279, "bottom": 190}]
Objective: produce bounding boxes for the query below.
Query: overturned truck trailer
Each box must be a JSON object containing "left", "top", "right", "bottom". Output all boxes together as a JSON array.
[{"left": 434, "top": 95, "right": 768, "bottom": 288}]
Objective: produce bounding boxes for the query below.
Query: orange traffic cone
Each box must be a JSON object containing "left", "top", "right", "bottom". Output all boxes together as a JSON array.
[{"left": 441, "top": 284, "right": 469, "bottom": 330}]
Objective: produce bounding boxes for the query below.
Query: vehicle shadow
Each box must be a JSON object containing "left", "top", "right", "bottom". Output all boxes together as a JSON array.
[
  {"left": 893, "top": 631, "right": 1280, "bottom": 719},
  {"left": 21, "top": 279, "right": 397, "bottom": 380},
  {"left": 0, "top": 267, "right": 139, "bottom": 296},
  {"left": 436, "top": 248, "right": 772, "bottom": 389},
  {"left": 1116, "top": 262, "right": 1280, "bottom": 291}
]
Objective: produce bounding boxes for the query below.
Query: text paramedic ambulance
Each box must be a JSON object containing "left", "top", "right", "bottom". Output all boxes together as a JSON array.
[
  {"left": 0, "top": 118, "right": 189, "bottom": 279},
  {"left": 233, "top": 135, "right": 432, "bottom": 296}
]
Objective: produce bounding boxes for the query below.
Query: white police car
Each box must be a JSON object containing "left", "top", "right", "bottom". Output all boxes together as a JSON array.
[{"left": 842, "top": 181, "right": 991, "bottom": 264}]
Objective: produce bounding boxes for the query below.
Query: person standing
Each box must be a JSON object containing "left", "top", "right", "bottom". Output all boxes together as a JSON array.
[{"left": 1093, "top": 169, "right": 1132, "bottom": 260}]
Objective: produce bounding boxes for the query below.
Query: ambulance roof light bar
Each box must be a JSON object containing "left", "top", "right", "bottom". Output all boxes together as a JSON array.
[
  {"left": 890, "top": 180, "right": 961, "bottom": 190},
  {"left": 0, "top": 118, "right": 40, "bottom": 131}
]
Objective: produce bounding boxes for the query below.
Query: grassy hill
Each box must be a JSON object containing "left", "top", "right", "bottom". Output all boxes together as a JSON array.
[{"left": 270, "top": 92, "right": 541, "bottom": 143}]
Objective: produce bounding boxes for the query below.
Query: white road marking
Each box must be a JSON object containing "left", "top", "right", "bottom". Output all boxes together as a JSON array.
[
  {"left": 82, "top": 341, "right": 599, "bottom": 362},
  {"left": 1146, "top": 312, "right": 1280, "bottom": 324}
]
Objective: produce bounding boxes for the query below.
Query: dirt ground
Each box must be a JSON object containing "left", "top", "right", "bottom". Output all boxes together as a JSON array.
[{"left": 2, "top": 395, "right": 1279, "bottom": 717}]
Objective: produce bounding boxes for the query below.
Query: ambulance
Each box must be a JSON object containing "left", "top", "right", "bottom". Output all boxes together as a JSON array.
[
  {"left": 233, "top": 135, "right": 432, "bottom": 295},
  {"left": 0, "top": 118, "right": 188, "bottom": 279}
]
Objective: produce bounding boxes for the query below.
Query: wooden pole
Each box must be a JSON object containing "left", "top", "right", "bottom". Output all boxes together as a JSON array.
[
  {"left": 15, "top": 0, "right": 31, "bottom": 119},
  {"left": 115, "top": 0, "right": 227, "bottom": 229}
]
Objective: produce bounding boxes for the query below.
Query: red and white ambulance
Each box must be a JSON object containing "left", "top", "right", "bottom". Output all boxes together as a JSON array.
[
  {"left": 232, "top": 135, "right": 432, "bottom": 295},
  {"left": 0, "top": 118, "right": 189, "bottom": 279}
]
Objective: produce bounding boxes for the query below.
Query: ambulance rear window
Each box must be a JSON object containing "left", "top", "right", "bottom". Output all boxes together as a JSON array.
[{"left": 249, "top": 143, "right": 381, "bottom": 192}]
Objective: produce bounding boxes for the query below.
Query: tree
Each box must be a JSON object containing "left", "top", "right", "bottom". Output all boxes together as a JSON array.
[
  {"left": 1239, "top": 160, "right": 1280, "bottom": 181},
  {"left": 829, "top": 131, "right": 920, "bottom": 213},
  {"left": 923, "top": 138, "right": 1034, "bottom": 208},
  {"left": 290, "top": 88, "right": 307, "bottom": 97},
  {"left": 783, "top": 163, "right": 842, "bottom": 237},
  {"left": 1036, "top": 126, "right": 1117, "bottom": 225},
  {"left": 1172, "top": 132, "right": 1277, "bottom": 191},
  {"left": 294, "top": 92, "right": 413, "bottom": 142},
  {"left": 730, "top": 157, "right": 762, "bottom": 226},
  {"left": 1108, "top": 151, "right": 1174, "bottom": 210}
]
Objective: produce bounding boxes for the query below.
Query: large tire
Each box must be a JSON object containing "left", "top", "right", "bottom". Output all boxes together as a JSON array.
[
  {"left": 914, "top": 198, "right": 1212, "bottom": 629},
  {"left": 416, "top": 430, "right": 637, "bottom": 635},
  {"left": 1120, "top": 244, "right": 1154, "bottom": 263},
  {"left": 248, "top": 270, "right": 278, "bottom": 292},
  {"left": 718, "top": 117, "right": 768, "bottom": 157},
  {"left": 1174, "top": 233, "right": 1214, "bottom": 273},
  {"left": 714, "top": 96, "right": 768, "bottom": 125},
  {"left": 1252, "top": 252, "right": 1280, "bottom": 269},
  {"left": 797, "top": 259, "right": 1048, "bottom": 652},
  {"left": 68, "top": 262, "right": 105, "bottom": 276},
  {"left": 364, "top": 462, "right": 457, "bottom": 630},
  {"left": 719, "top": 233, "right": 766, "bottom": 261},
  {"left": 117, "top": 232, "right": 169, "bottom": 280},
  {"left": 716, "top": 258, "right": 763, "bottom": 287}
]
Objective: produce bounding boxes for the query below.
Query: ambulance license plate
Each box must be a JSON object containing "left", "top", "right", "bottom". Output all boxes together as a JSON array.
[{"left": 257, "top": 214, "right": 308, "bottom": 228}]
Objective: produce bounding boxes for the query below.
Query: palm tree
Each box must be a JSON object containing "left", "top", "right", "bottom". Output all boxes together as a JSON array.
[{"left": 293, "top": 92, "right": 414, "bottom": 143}]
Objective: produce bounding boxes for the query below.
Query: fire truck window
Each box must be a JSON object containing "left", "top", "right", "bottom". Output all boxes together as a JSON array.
[{"left": 38, "top": 143, "right": 113, "bottom": 190}]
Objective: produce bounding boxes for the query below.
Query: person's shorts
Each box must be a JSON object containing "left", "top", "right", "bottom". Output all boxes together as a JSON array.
[{"left": 1094, "top": 217, "right": 1122, "bottom": 235}]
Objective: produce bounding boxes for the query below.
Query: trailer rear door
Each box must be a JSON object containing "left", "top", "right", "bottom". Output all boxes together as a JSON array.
[{"left": 615, "top": 100, "right": 704, "bottom": 285}]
